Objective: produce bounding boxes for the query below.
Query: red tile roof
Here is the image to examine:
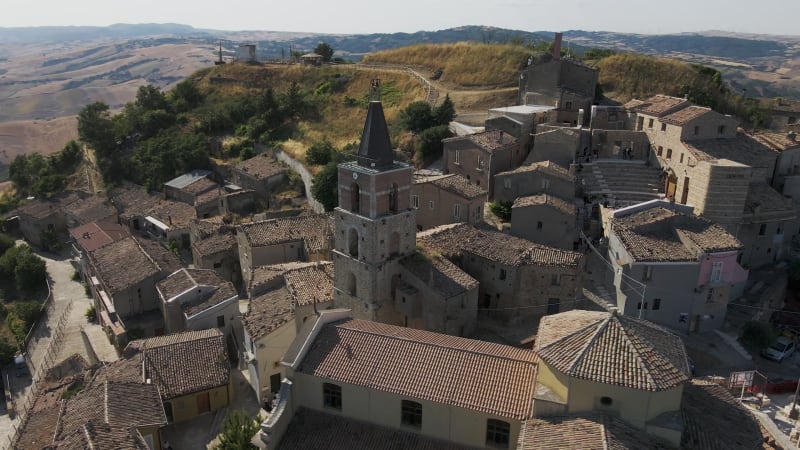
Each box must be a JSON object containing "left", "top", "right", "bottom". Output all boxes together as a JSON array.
[
  {"left": 518, "top": 414, "right": 671, "bottom": 449},
  {"left": 69, "top": 221, "right": 130, "bottom": 253},
  {"left": 535, "top": 310, "right": 690, "bottom": 391},
  {"left": 297, "top": 319, "right": 538, "bottom": 419}
]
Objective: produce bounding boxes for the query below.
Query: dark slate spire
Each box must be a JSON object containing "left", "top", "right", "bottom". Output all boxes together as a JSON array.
[{"left": 357, "top": 81, "right": 393, "bottom": 170}]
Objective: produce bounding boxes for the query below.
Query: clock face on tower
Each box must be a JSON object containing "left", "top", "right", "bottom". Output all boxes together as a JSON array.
[{"left": 352, "top": 172, "right": 358, "bottom": 180}]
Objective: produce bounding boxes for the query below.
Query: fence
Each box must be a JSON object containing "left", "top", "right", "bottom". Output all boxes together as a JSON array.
[
  {"left": 3, "top": 300, "right": 73, "bottom": 450},
  {"left": 356, "top": 64, "right": 440, "bottom": 107}
]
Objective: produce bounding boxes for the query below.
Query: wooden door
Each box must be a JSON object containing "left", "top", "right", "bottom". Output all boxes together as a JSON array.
[{"left": 196, "top": 392, "right": 210, "bottom": 414}]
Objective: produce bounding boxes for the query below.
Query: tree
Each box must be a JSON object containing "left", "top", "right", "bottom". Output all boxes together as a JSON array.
[
  {"left": 399, "top": 101, "right": 435, "bottom": 133},
  {"left": 433, "top": 95, "right": 456, "bottom": 126},
  {"left": 306, "top": 140, "right": 335, "bottom": 166},
  {"left": 0, "top": 233, "right": 14, "bottom": 256},
  {"left": 14, "top": 248, "right": 47, "bottom": 294},
  {"left": 311, "top": 162, "right": 339, "bottom": 211},
  {"left": 415, "top": 125, "right": 452, "bottom": 165},
  {"left": 170, "top": 79, "right": 204, "bottom": 112},
  {"left": 77, "top": 102, "right": 116, "bottom": 155},
  {"left": 214, "top": 411, "right": 261, "bottom": 450},
  {"left": 135, "top": 85, "right": 169, "bottom": 111},
  {"left": 314, "top": 42, "right": 334, "bottom": 63}
]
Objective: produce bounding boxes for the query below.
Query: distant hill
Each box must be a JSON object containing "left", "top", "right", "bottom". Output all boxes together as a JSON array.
[{"left": 0, "top": 23, "right": 205, "bottom": 43}]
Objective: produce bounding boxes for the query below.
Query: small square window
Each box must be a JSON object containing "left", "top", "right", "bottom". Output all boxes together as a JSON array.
[
  {"left": 486, "top": 419, "right": 510, "bottom": 448},
  {"left": 216, "top": 315, "right": 225, "bottom": 328},
  {"left": 323, "top": 383, "right": 342, "bottom": 410},
  {"left": 401, "top": 400, "right": 422, "bottom": 428}
]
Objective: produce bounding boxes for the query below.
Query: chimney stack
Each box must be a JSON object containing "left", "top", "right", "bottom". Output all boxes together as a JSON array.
[{"left": 552, "top": 32, "right": 563, "bottom": 61}]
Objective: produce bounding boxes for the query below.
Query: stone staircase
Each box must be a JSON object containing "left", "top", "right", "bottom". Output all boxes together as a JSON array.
[{"left": 578, "top": 160, "right": 664, "bottom": 206}]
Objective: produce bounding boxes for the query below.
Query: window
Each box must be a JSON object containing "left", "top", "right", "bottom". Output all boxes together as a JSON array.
[
  {"left": 454, "top": 150, "right": 460, "bottom": 164},
  {"left": 759, "top": 224, "right": 767, "bottom": 236},
  {"left": 474, "top": 206, "right": 482, "bottom": 221},
  {"left": 647, "top": 118, "right": 654, "bottom": 129},
  {"left": 666, "top": 148, "right": 672, "bottom": 159},
  {"left": 789, "top": 117, "right": 798, "bottom": 125},
  {"left": 486, "top": 419, "right": 510, "bottom": 448},
  {"left": 565, "top": 101, "right": 573, "bottom": 110},
  {"left": 710, "top": 261, "right": 723, "bottom": 283},
  {"left": 642, "top": 265, "right": 653, "bottom": 281},
  {"left": 680, "top": 153, "right": 684, "bottom": 163},
  {"left": 547, "top": 298, "right": 560, "bottom": 315},
  {"left": 477, "top": 156, "right": 484, "bottom": 171},
  {"left": 216, "top": 315, "right": 225, "bottom": 328},
  {"left": 503, "top": 178, "right": 512, "bottom": 189},
  {"left": 652, "top": 298, "right": 661, "bottom": 310},
  {"left": 551, "top": 274, "right": 561, "bottom": 286},
  {"left": 429, "top": 200, "right": 435, "bottom": 210},
  {"left": 694, "top": 126, "right": 700, "bottom": 136},
  {"left": 401, "top": 400, "right": 422, "bottom": 428},
  {"left": 600, "top": 396, "right": 613, "bottom": 406},
  {"left": 537, "top": 221, "right": 543, "bottom": 230},
  {"left": 541, "top": 179, "right": 550, "bottom": 190},
  {"left": 388, "top": 183, "right": 399, "bottom": 212},
  {"left": 608, "top": 112, "right": 618, "bottom": 122},
  {"left": 350, "top": 182, "right": 361, "bottom": 214},
  {"left": 777, "top": 225, "right": 784, "bottom": 235},
  {"left": 718, "top": 125, "right": 726, "bottom": 135},
  {"left": 657, "top": 146, "right": 663, "bottom": 156},
  {"left": 323, "top": 383, "right": 342, "bottom": 410},
  {"left": 453, "top": 204, "right": 461, "bottom": 219},
  {"left": 661, "top": 123, "right": 667, "bottom": 131},
  {"left": 637, "top": 116, "right": 644, "bottom": 130},
  {"left": 637, "top": 301, "right": 648, "bottom": 310},
  {"left": 411, "top": 195, "right": 419, "bottom": 209},
  {"left": 499, "top": 269, "right": 507, "bottom": 280}
]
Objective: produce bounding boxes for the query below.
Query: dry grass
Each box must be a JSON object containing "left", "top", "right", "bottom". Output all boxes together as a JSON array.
[
  {"left": 362, "top": 42, "right": 529, "bottom": 87},
  {"left": 597, "top": 54, "right": 702, "bottom": 102}
]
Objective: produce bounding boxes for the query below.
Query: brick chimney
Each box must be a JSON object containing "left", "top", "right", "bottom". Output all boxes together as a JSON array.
[{"left": 552, "top": 32, "right": 563, "bottom": 61}]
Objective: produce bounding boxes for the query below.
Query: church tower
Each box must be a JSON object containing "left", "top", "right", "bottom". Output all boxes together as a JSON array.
[{"left": 333, "top": 80, "right": 416, "bottom": 324}]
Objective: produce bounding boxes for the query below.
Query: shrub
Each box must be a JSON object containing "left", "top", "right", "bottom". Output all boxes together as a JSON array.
[
  {"left": 85, "top": 305, "right": 97, "bottom": 323},
  {"left": 415, "top": 125, "right": 452, "bottom": 166},
  {"left": 72, "top": 269, "right": 81, "bottom": 281},
  {"left": 306, "top": 140, "right": 335, "bottom": 166},
  {"left": 489, "top": 201, "right": 513, "bottom": 222},
  {"left": 311, "top": 162, "right": 339, "bottom": 211}
]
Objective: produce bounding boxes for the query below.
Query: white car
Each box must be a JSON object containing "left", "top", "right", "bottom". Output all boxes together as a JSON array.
[{"left": 761, "top": 337, "right": 796, "bottom": 362}]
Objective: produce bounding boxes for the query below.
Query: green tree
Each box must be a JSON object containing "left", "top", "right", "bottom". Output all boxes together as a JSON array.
[
  {"left": 314, "top": 42, "right": 334, "bottom": 62},
  {"left": 0, "top": 338, "right": 16, "bottom": 366},
  {"left": 311, "top": 162, "right": 339, "bottom": 211},
  {"left": 170, "top": 79, "right": 204, "bottom": 112},
  {"left": 415, "top": 125, "right": 452, "bottom": 165},
  {"left": 135, "top": 85, "right": 169, "bottom": 111},
  {"left": 399, "top": 101, "right": 435, "bottom": 133},
  {"left": 214, "top": 411, "right": 261, "bottom": 450},
  {"left": 433, "top": 95, "right": 456, "bottom": 126},
  {"left": 306, "top": 140, "right": 335, "bottom": 166},
  {"left": 77, "top": 102, "right": 116, "bottom": 155},
  {"left": 489, "top": 201, "right": 513, "bottom": 222},
  {"left": 0, "top": 233, "right": 14, "bottom": 255},
  {"left": 14, "top": 249, "right": 47, "bottom": 294}
]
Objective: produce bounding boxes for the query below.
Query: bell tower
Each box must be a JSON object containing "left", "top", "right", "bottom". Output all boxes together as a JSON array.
[{"left": 333, "top": 80, "right": 416, "bottom": 324}]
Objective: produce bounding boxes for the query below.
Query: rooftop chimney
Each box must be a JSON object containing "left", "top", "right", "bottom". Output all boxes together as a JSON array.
[{"left": 552, "top": 32, "right": 563, "bottom": 61}]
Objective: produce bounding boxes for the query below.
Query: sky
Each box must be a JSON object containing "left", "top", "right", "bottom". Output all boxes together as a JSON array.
[{"left": 2, "top": 0, "right": 799, "bottom": 36}]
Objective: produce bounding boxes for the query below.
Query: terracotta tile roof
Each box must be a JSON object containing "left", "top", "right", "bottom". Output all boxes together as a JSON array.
[
  {"left": 233, "top": 153, "right": 288, "bottom": 180},
  {"left": 399, "top": 253, "right": 478, "bottom": 297},
  {"left": 244, "top": 286, "right": 294, "bottom": 341},
  {"left": 62, "top": 195, "right": 117, "bottom": 225},
  {"left": 753, "top": 131, "right": 800, "bottom": 152},
  {"left": 428, "top": 174, "right": 487, "bottom": 199},
  {"left": 297, "top": 319, "right": 538, "bottom": 419},
  {"left": 518, "top": 414, "right": 671, "bottom": 450},
  {"left": 680, "top": 379, "right": 766, "bottom": 450},
  {"left": 248, "top": 262, "right": 317, "bottom": 295},
  {"left": 660, "top": 105, "right": 713, "bottom": 126},
  {"left": 683, "top": 133, "right": 776, "bottom": 167},
  {"left": 111, "top": 183, "right": 161, "bottom": 218},
  {"left": 55, "top": 422, "right": 149, "bottom": 450},
  {"left": 418, "top": 223, "right": 582, "bottom": 268},
  {"left": 134, "top": 329, "right": 229, "bottom": 399},
  {"left": 90, "top": 357, "right": 143, "bottom": 386},
  {"left": 191, "top": 219, "right": 237, "bottom": 256},
  {"left": 284, "top": 262, "right": 334, "bottom": 307},
  {"left": 145, "top": 199, "right": 196, "bottom": 230},
  {"left": 157, "top": 268, "right": 237, "bottom": 317},
  {"left": 132, "top": 235, "right": 183, "bottom": 274},
  {"left": 744, "top": 183, "right": 795, "bottom": 218},
  {"left": 69, "top": 221, "right": 130, "bottom": 253},
  {"left": 512, "top": 194, "right": 575, "bottom": 217},
  {"left": 88, "top": 236, "right": 163, "bottom": 294},
  {"left": 54, "top": 382, "right": 166, "bottom": 442},
  {"left": 277, "top": 408, "right": 476, "bottom": 450},
  {"left": 13, "top": 191, "right": 84, "bottom": 220},
  {"left": 446, "top": 129, "right": 518, "bottom": 152},
  {"left": 535, "top": 310, "right": 690, "bottom": 391},
  {"left": 611, "top": 207, "right": 742, "bottom": 262},
  {"left": 499, "top": 160, "right": 574, "bottom": 181},
  {"left": 626, "top": 95, "right": 689, "bottom": 116},
  {"left": 238, "top": 213, "right": 334, "bottom": 252}
]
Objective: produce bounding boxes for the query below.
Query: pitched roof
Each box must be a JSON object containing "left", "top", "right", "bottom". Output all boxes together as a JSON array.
[
  {"left": 753, "top": 131, "right": 800, "bottom": 152},
  {"left": 62, "top": 195, "right": 117, "bottom": 224},
  {"left": 625, "top": 94, "right": 689, "bottom": 117},
  {"left": 611, "top": 207, "right": 742, "bottom": 262},
  {"left": 191, "top": 218, "right": 237, "bottom": 256},
  {"left": 88, "top": 236, "right": 163, "bottom": 294},
  {"left": 297, "top": 319, "right": 538, "bottom": 419},
  {"left": 683, "top": 133, "right": 776, "bottom": 167},
  {"left": 110, "top": 183, "right": 162, "bottom": 218},
  {"left": 660, "top": 105, "right": 713, "bottom": 126},
  {"left": 535, "top": 310, "right": 690, "bottom": 391},
  {"left": 427, "top": 174, "right": 487, "bottom": 199},
  {"left": 145, "top": 199, "right": 196, "bottom": 230},
  {"left": 447, "top": 129, "right": 517, "bottom": 152},
  {"left": 399, "top": 253, "right": 478, "bottom": 297},
  {"left": 118, "top": 329, "right": 231, "bottom": 399},
  {"left": 157, "top": 268, "right": 237, "bottom": 317},
  {"left": 512, "top": 194, "right": 575, "bottom": 217},
  {"left": 249, "top": 261, "right": 319, "bottom": 295},
  {"left": 244, "top": 286, "right": 294, "bottom": 341},
  {"left": 164, "top": 169, "right": 212, "bottom": 189},
  {"left": 238, "top": 213, "right": 333, "bottom": 252},
  {"left": 284, "top": 263, "right": 334, "bottom": 307},
  {"left": 418, "top": 223, "right": 582, "bottom": 268},
  {"left": 357, "top": 100, "right": 394, "bottom": 170},
  {"left": 54, "top": 382, "right": 166, "bottom": 442},
  {"left": 498, "top": 160, "right": 574, "bottom": 181},
  {"left": 518, "top": 414, "right": 671, "bottom": 450},
  {"left": 277, "top": 408, "right": 476, "bottom": 450},
  {"left": 55, "top": 422, "right": 150, "bottom": 450},
  {"left": 69, "top": 221, "right": 130, "bottom": 253},
  {"left": 13, "top": 191, "right": 84, "bottom": 220},
  {"left": 233, "top": 153, "right": 288, "bottom": 179},
  {"left": 132, "top": 235, "right": 183, "bottom": 274},
  {"left": 744, "top": 182, "right": 795, "bottom": 219}
]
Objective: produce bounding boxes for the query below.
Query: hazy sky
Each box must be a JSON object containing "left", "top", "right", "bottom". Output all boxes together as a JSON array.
[{"left": 2, "top": 0, "right": 799, "bottom": 36}]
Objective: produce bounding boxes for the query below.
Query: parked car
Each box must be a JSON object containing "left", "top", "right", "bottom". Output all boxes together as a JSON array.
[{"left": 761, "top": 337, "right": 796, "bottom": 362}]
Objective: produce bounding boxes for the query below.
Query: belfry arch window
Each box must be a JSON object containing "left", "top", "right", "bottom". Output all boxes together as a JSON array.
[
  {"left": 388, "top": 183, "right": 399, "bottom": 212},
  {"left": 351, "top": 182, "right": 361, "bottom": 214},
  {"left": 348, "top": 228, "right": 359, "bottom": 258}
]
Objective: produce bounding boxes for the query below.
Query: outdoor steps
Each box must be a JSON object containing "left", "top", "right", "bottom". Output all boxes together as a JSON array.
[{"left": 579, "top": 161, "right": 664, "bottom": 202}]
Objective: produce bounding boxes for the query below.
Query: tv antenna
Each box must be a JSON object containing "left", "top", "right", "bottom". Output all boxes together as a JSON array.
[{"left": 214, "top": 40, "right": 226, "bottom": 66}]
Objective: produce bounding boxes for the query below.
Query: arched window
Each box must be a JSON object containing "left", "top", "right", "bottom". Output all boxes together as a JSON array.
[
  {"left": 348, "top": 228, "right": 359, "bottom": 258},
  {"left": 388, "top": 183, "right": 399, "bottom": 212},
  {"left": 351, "top": 182, "right": 361, "bottom": 214}
]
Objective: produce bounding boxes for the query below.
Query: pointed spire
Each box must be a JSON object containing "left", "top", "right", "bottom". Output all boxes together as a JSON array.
[{"left": 357, "top": 80, "right": 393, "bottom": 170}]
